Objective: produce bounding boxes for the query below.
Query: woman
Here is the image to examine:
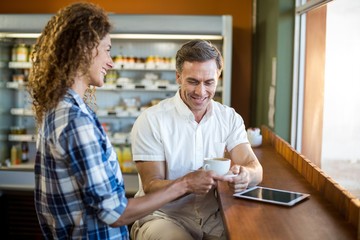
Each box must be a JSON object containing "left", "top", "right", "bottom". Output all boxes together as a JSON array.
[{"left": 28, "top": 3, "right": 188, "bottom": 239}]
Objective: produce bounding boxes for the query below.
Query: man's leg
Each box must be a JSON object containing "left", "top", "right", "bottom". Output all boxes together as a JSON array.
[
  {"left": 131, "top": 218, "right": 194, "bottom": 240},
  {"left": 202, "top": 232, "right": 227, "bottom": 240}
]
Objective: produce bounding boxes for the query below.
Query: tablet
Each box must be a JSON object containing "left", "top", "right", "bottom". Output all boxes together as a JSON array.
[{"left": 233, "top": 186, "right": 310, "bottom": 207}]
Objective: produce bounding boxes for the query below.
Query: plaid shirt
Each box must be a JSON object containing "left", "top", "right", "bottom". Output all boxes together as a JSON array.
[{"left": 34, "top": 89, "right": 129, "bottom": 239}]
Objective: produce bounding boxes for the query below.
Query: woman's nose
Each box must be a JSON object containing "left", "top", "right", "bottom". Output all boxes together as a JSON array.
[{"left": 107, "top": 58, "right": 114, "bottom": 69}]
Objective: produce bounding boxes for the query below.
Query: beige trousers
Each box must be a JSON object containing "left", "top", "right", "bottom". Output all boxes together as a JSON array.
[{"left": 130, "top": 216, "right": 227, "bottom": 240}]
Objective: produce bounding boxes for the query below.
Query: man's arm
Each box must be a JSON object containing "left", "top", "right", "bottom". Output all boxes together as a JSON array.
[
  {"left": 228, "top": 143, "right": 263, "bottom": 192},
  {"left": 135, "top": 161, "right": 171, "bottom": 193},
  {"left": 135, "top": 161, "right": 234, "bottom": 195}
]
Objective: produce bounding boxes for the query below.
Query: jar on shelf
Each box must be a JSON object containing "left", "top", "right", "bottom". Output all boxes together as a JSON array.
[
  {"left": 105, "top": 70, "right": 118, "bottom": 85},
  {"left": 10, "top": 126, "right": 27, "bottom": 135},
  {"left": 15, "top": 43, "right": 29, "bottom": 62},
  {"left": 12, "top": 73, "right": 25, "bottom": 83}
]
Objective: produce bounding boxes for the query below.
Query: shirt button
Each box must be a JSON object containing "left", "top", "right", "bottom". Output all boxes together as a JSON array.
[{"left": 195, "top": 218, "right": 203, "bottom": 225}]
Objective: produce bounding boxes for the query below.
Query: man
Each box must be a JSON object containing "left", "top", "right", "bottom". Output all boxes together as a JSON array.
[{"left": 130, "top": 40, "right": 263, "bottom": 240}]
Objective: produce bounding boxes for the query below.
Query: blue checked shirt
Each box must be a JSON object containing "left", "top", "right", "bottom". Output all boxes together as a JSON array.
[{"left": 34, "top": 89, "right": 129, "bottom": 239}]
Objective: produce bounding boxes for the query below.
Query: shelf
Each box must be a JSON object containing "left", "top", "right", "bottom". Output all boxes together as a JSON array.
[
  {"left": 6, "top": 81, "right": 27, "bottom": 89},
  {"left": 0, "top": 14, "right": 231, "bottom": 202},
  {"left": 97, "top": 109, "right": 141, "bottom": 118},
  {"left": 109, "top": 136, "right": 130, "bottom": 145},
  {"left": 7, "top": 131, "right": 132, "bottom": 145},
  {"left": 0, "top": 33, "right": 40, "bottom": 39},
  {"left": 8, "top": 61, "right": 32, "bottom": 69},
  {"left": 100, "top": 83, "right": 178, "bottom": 91},
  {"left": 7, "top": 62, "right": 175, "bottom": 71},
  {"left": 1, "top": 162, "right": 34, "bottom": 170},
  {"left": 113, "top": 64, "right": 175, "bottom": 71},
  {"left": 8, "top": 134, "right": 36, "bottom": 142},
  {"left": 10, "top": 108, "right": 33, "bottom": 116},
  {"left": 8, "top": 131, "right": 131, "bottom": 145},
  {"left": 0, "top": 167, "right": 139, "bottom": 194},
  {"left": 100, "top": 84, "right": 222, "bottom": 93},
  {"left": 110, "top": 33, "right": 223, "bottom": 40},
  {"left": 7, "top": 132, "right": 130, "bottom": 146},
  {"left": 5, "top": 82, "right": 181, "bottom": 92},
  {"left": 8, "top": 60, "right": 175, "bottom": 72}
]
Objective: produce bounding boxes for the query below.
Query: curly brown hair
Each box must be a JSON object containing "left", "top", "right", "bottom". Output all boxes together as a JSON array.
[{"left": 28, "top": 2, "right": 111, "bottom": 125}]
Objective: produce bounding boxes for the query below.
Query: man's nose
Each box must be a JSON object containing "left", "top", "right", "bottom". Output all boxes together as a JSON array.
[{"left": 195, "top": 83, "right": 206, "bottom": 95}]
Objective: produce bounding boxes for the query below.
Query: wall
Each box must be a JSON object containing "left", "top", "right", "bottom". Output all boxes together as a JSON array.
[
  {"left": 253, "top": 0, "right": 294, "bottom": 141},
  {"left": 0, "top": 0, "right": 254, "bottom": 126}
]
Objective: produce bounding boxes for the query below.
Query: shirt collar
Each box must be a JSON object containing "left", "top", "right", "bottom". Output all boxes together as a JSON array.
[
  {"left": 174, "top": 90, "right": 214, "bottom": 122},
  {"left": 65, "top": 89, "right": 92, "bottom": 116}
]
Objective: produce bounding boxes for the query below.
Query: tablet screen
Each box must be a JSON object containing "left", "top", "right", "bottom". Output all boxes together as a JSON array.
[{"left": 233, "top": 186, "right": 310, "bottom": 206}]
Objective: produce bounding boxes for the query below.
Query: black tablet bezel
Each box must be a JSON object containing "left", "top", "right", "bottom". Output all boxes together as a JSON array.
[{"left": 233, "top": 186, "right": 310, "bottom": 207}]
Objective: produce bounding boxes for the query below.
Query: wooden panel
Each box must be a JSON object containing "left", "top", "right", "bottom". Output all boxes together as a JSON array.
[
  {"left": 261, "top": 125, "right": 360, "bottom": 232},
  {"left": 302, "top": 5, "right": 327, "bottom": 166}
]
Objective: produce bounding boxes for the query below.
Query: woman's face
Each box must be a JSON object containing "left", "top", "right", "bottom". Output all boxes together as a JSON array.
[{"left": 88, "top": 34, "right": 114, "bottom": 87}]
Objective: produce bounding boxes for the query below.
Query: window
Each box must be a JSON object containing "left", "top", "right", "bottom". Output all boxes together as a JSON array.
[{"left": 292, "top": 0, "right": 360, "bottom": 198}]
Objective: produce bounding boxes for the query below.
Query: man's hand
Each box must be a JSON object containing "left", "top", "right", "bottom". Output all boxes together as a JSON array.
[
  {"left": 182, "top": 170, "right": 234, "bottom": 195},
  {"left": 227, "top": 165, "right": 250, "bottom": 193}
]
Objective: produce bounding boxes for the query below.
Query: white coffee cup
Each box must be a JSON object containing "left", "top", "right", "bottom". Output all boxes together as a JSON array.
[{"left": 203, "top": 157, "right": 231, "bottom": 176}]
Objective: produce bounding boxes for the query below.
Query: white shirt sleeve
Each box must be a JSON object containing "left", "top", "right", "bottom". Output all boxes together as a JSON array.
[{"left": 130, "top": 110, "right": 165, "bottom": 161}]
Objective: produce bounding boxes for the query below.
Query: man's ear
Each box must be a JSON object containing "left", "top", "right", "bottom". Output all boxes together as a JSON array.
[{"left": 176, "top": 72, "right": 181, "bottom": 84}]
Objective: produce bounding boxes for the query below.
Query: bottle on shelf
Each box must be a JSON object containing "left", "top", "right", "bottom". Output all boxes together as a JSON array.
[
  {"left": 21, "top": 141, "right": 29, "bottom": 163},
  {"left": 10, "top": 145, "right": 19, "bottom": 165},
  {"left": 121, "top": 144, "right": 137, "bottom": 173},
  {"left": 114, "top": 145, "right": 122, "bottom": 165},
  {"left": 11, "top": 44, "right": 17, "bottom": 62}
]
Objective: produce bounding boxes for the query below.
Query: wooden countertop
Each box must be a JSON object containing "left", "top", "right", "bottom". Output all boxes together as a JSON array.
[{"left": 217, "top": 145, "right": 357, "bottom": 240}]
